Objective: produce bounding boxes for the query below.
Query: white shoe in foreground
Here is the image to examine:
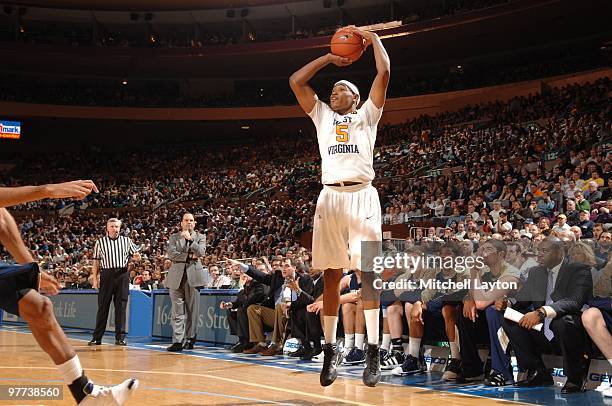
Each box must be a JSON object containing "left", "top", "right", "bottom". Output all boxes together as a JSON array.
[
  {"left": 603, "top": 387, "right": 612, "bottom": 397},
  {"left": 79, "top": 378, "right": 139, "bottom": 405}
]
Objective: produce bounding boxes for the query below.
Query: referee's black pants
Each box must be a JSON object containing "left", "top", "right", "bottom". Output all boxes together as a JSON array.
[{"left": 93, "top": 267, "right": 129, "bottom": 341}]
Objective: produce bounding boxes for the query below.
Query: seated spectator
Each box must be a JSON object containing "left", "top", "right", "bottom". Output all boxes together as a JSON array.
[
  {"left": 76, "top": 272, "right": 92, "bottom": 289},
  {"left": 139, "top": 270, "right": 156, "bottom": 291},
  {"left": 490, "top": 201, "right": 503, "bottom": 224},
  {"left": 228, "top": 265, "right": 243, "bottom": 289},
  {"left": 581, "top": 260, "right": 612, "bottom": 397},
  {"left": 537, "top": 218, "right": 550, "bottom": 234},
  {"left": 446, "top": 207, "right": 465, "bottom": 228},
  {"left": 427, "top": 197, "right": 446, "bottom": 217},
  {"left": 583, "top": 170, "right": 605, "bottom": 190},
  {"left": 458, "top": 240, "right": 521, "bottom": 386},
  {"left": 221, "top": 273, "right": 267, "bottom": 353},
  {"left": 455, "top": 222, "right": 467, "bottom": 240},
  {"left": 570, "top": 226, "right": 583, "bottom": 241},
  {"left": 552, "top": 214, "right": 571, "bottom": 233},
  {"left": 495, "top": 211, "right": 512, "bottom": 234},
  {"left": 465, "top": 204, "right": 481, "bottom": 222},
  {"left": 584, "top": 181, "right": 603, "bottom": 204},
  {"left": 292, "top": 267, "right": 324, "bottom": 361},
  {"left": 235, "top": 258, "right": 311, "bottom": 356},
  {"left": 563, "top": 179, "right": 580, "bottom": 200},
  {"left": 536, "top": 192, "right": 555, "bottom": 218},
  {"left": 575, "top": 191, "right": 591, "bottom": 213},
  {"left": 593, "top": 200, "right": 612, "bottom": 224},
  {"left": 337, "top": 271, "right": 368, "bottom": 365},
  {"left": 565, "top": 199, "right": 580, "bottom": 226},
  {"left": 549, "top": 182, "right": 564, "bottom": 215},
  {"left": 209, "top": 265, "right": 231, "bottom": 288},
  {"left": 593, "top": 223, "right": 605, "bottom": 241},
  {"left": 501, "top": 238, "right": 592, "bottom": 393},
  {"left": 577, "top": 210, "right": 595, "bottom": 239},
  {"left": 402, "top": 245, "right": 469, "bottom": 380},
  {"left": 602, "top": 179, "right": 612, "bottom": 201}
]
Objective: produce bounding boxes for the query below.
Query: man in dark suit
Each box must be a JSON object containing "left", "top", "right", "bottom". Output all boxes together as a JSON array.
[
  {"left": 500, "top": 237, "right": 593, "bottom": 393},
  {"left": 221, "top": 273, "right": 267, "bottom": 353},
  {"left": 227, "top": 257, "right": 313, "bottom": 356},
  {"left": 287, "top": 267, "right": 324, "bottom": 360}
]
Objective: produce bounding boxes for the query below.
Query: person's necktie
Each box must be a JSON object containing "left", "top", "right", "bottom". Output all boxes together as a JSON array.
[{"left": 543, "top": 269, "right": 555, "bottom": 341}]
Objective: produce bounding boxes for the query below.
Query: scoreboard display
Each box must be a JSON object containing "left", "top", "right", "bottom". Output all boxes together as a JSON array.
[{"left": 0, "top": 120, "right": 21, "bottom": 139}]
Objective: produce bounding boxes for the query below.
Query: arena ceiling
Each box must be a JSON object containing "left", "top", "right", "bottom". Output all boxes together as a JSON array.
[
  {"left": 4, "top": 0, "right": 308, "bottom": 11},
  {"left": 1, "top": 0, "right": 610, "bottom": 79}
]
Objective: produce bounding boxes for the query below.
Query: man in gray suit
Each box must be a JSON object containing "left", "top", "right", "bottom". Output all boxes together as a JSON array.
[{"left": 166, "top": 212, "right": 208, "bottom": 352}]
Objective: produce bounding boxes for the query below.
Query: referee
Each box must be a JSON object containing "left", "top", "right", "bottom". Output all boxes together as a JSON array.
[{"left": 89, "top": 218, "right": 141, "bottom": 346}]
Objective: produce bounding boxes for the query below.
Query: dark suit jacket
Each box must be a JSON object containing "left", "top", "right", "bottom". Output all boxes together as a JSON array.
[
  {"left": 231, "top": 280, "right": 267, "bottom": 310},
  {"left": 245, "top": 265, "right": 285, "bottom": 309},
  {"left": 289, "top": 274, "right": 314, "bottom": 312},
  {"left": 245, "top": 265, "right": 313, "bottom": 313},
  {"left": 294, "top": 275, "right": 324, "bottom": 309},
  {"left": 514, "top": 262, "right": 592, "bottom": 317}
]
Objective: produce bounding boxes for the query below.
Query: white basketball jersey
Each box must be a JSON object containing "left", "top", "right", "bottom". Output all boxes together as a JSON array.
[{"left": 308, "top": 97, "right": 383, "bottom": 185}]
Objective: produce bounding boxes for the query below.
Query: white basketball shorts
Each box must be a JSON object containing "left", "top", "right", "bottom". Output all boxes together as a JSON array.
[{"left": 312, "top": 182, "right": 382, "bottom": 271}]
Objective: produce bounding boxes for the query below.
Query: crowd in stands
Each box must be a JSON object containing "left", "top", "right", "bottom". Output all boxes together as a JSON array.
[{"left": 1, "top": 77, "right": 610, "bottom": 289}]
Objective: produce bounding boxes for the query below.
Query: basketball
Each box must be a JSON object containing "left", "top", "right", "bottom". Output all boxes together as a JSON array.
[{"left": 331, "top": 29, "right": 365, "bottom": 62}]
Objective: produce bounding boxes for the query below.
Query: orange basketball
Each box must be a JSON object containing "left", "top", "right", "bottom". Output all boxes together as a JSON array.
[{"left": 330, "top": 29, "right": 365, "bottom": 62}]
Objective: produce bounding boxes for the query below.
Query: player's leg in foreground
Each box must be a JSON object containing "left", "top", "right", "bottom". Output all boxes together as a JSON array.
[
  {"left": 320, "top": 268, "right": 344, "bottom": 386},
  {"left": 0, "top": 208, "right": 138, "bottom": 405},
  {"left": 360, "top": 271, "right": 382, "bottom": 386}
]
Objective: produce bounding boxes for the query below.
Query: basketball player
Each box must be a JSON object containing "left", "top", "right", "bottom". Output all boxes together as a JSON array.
[
  {"left": 289, "top": 25, "right": 390, "bottom": 387},
  {"left": 0, "top": 180, "right": 138, "bottom": 405}
]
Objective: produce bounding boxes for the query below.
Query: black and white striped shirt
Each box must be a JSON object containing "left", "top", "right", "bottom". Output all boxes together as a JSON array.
[{"left": 92, "top": 235, "right": 139, "bottom": 269}]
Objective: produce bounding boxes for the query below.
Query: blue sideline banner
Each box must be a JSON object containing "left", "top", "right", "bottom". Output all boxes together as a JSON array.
[
  {"left": 0, "top": 290, "right": 152, "bottom": 337},
  {"left": 152, "top": 289, "right": 238, "bottom": 345}
]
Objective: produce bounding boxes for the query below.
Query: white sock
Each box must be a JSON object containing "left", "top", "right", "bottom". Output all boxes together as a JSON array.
[
  {"left": 408, "top": 337, "right": 421, "bottom": 358},
  {"left": 344, "top": 334, "right": 355, "bottom": 349},
  {"left": 364, "top": 309, "right": 380, "bottom": 345},
  {"left": 323, "top": 316, "right": 338, "bottom": 344},
  {"left": 57, "top": 355, "right": 84, "bottom": 385},
  {"left": 355, "top": 333, "right": 365, "bottom": 350},
  {"left": 381, "top": 333, "right": 391, "bottom": 351},
  {"left": 258, "top": 341, "right": 267, "bottom": 347},
  {"left": 449, "top": 341, "right": 460, "bottom": 360}
]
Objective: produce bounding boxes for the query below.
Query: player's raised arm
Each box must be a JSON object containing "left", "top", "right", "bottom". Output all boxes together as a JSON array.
[
  {"left": 0, "top": 180, "right": 99, "bottom": 208},
  {"left": 345, "top": 27, "right": 390, "bottom": 108},
  {"left": 289, "top": 53, "right": 352, "bottom": 114}
]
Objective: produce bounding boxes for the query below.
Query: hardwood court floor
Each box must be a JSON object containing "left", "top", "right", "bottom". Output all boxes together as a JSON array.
[{"left": 0, "top": 329, "right": 528, "bottom": 406}]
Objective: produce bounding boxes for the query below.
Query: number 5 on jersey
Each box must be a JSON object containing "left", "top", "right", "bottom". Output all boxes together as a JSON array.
[{"left": 336, "top": 124, "right": 349, "bottom": 143}]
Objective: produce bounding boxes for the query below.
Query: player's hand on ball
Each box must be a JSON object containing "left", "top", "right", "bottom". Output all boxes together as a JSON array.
[
  {"left": 343, "top": 25, "right": 375, "bottom": 47},
  {"left": 46, "top": 180, "right": 99, "bottom": 200},
  {"left": 39, "top": 272, "right": 60, "bottom": 296},
  {"left": 327, "top": 53, "right": 352, "bottom": 67}
]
